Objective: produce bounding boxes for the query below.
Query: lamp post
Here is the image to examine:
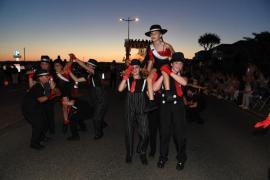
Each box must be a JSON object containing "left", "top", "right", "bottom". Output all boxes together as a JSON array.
[
  {"left": 119, "top": 17, "right": 139, "bottom": 61},
  {"left": 119, "top": 17, "right": 139, "bottom": 41}
]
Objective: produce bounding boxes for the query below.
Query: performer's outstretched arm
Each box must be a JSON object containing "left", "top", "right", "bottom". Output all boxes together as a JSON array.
[
  {"left": 69, "top": 72, "right": 86, "bottom": 82},
  {"left": 170, "top": 73, "right": 187, "bottom": 86},
  {"left": 69, "top": 53, "right": 93, "bottom": 73},
  {"left": 118, "top": 65, "right": 133, "bottom": 92},
  {"left": 161, "top": 65, "right": 187, "bottom": 86}
]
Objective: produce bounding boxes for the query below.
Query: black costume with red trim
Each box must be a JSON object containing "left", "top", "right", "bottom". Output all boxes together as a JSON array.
[
  {"left": 125, "top": 77, "right": 149, "bottom": 160},
  {"left": 87, "top": 70, "right": 108, "bottom": 139},
  {"left": 54, "top": 72, "right": 73, "bottom": 98},
  {"left": 33, "top": 68, "right": 55, "bottom": 135},
  {"left": 54, "top": 71, "right": 87, "bottom": 138},
  {"left": 143, "top": 44, "right": 171, "bottom": 70},
  {"left": 159, "top": 75, "right": 187, "bottom": 165},
  {"left": 22, "top": 82, "right": 47, "bottom": 147}
]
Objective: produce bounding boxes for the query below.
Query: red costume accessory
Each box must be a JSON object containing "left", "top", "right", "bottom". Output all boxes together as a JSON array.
[
  {"left": 123, "top": 65, "right": 133, "bottom": 80},
  {"left": 130, "top": 79, "right": 137, "bottom": 93},
  {"left": 152, "top": 71, "right": 158, "bottom": 84},
  {"left": 158, "top": 48, "right": 171, "bottom": 57},
  {"left": 160, "top": 65, "right": 172, "bottom": 75},
  {"left": 254, "top": 115, "right": 270, "bottom": 129},
  {"left": 175, "top": 81, "right": 183, "bottom": 97},
  {"left": 63, "top": 63, "right": 72, "bottom": 77},
  {"left": 148, "top": 48, "right": 171, "bottom": 61},
  {"left": 28, "top": 72, "right": 34, "bottom": 79}
]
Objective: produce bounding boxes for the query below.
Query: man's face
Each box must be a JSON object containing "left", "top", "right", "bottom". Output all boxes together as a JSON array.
[
  {"left": 40, "top": 62, "right": 50, "bottom": 70},
  {"left": 171, "top": 61, "right": 183, "bottom": 73},
  {"left": 150, "top": 31, "right": 162, "bottom": 42},
  {"left": 39, "top": 75, "right": 50, "bottom": 84},
  {"left": 86, "top": 63, "right": 96, "bottom": 74},
  {"left": 132, "top": 65, "right": 140, "bottom": 76},
  {"left": 54, "top": 63, "right": 63, "bottom": 73}
]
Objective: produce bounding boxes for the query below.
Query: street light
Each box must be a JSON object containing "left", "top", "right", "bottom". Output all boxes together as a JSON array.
[{"left": 119, "top": 17, "right": 139, "bottom": 41}]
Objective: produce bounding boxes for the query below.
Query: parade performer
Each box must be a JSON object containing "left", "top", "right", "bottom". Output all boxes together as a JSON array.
[
  {"left": 27, "top": 55, "right": 57, "bottom": 137},
  {"left": 118, "top": 59, "right": 149, "bottom": 165},
  {"left": 22, "top": 69, "right": 60, "bottom": 150},
  {"left": 153, "top": 52, "right": 188, "bottom": 171},
  {"left": 69, "top": 54, "right": 108, "bottom": 140},
  {"left": 54, "top": 56, "right": 89, "bottom": 139},
  {"left": 143, "top": 24, "right": 175, "bottom": 112}
]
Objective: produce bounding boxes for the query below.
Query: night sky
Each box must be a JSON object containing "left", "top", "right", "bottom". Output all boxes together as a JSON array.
[{"left": 0, "top": 0, "right": 269, "bottom": 61}]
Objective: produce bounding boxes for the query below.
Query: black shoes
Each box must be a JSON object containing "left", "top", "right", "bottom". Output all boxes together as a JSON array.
[
  {"left": 157, "top": 159, "right": 166, "bottom": 168},
  {"left": 30, "top": 143, "right": 45, "bottom": 150},
  {"left": 176, "top": 161, "right": 185, "bottom": 171},
  {"left": 140, "top": 154, "right": 148, "bottom": 165},
  {"left": 94, "top": 132, "right": 104, "bottom": 140},
  {"left": 41, "top": 136, "right": 52, "bottom": 142},
  {"left": 67, "top": 135, "right": 80, "bottom": 141},
  {"left": 125, "top": 155, "right": 132, "bottom": 164},
  {"left": 144, "top": 100, "right": 158, "bottom": 113}
]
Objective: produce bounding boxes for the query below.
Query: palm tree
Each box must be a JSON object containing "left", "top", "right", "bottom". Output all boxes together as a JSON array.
[{"left": 198, "top": 33, "right": 221, "bottom": 51}]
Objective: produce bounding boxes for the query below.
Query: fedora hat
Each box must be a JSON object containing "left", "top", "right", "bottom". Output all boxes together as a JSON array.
[{"left": 145, "top": 24, "right": 167, "bottom": 37}]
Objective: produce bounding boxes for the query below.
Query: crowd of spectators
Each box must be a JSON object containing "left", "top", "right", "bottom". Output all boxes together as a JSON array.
[{"left": 191, "top": 63, "right": 270, "bottom": 111}]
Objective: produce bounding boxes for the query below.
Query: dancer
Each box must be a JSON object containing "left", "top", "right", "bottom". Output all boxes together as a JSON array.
[
  {"left": 153, "top": 52, "right": 188, "bottom": 171},
  {"left": 118, "top": 59, "right": 149, "bottom": 165},
  {"left": 69, "top": 54, "right": 108, "bottom": 140},
  {"left": 27, "top": 55, "right": 57, "bottom": 137},
  {"left": 143, "top": 24, "right": 175, "bottom": 112},
  {"left": 22, "top": 69, "right": 60, "bottom": 150}
]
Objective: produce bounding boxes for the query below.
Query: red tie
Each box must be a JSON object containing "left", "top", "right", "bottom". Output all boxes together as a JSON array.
[
  {"left": 175, "top": 81, "right": 183, "bottom": 97},
  {"left": 130, "top": 79, "right": 137, "bottom": 93}
]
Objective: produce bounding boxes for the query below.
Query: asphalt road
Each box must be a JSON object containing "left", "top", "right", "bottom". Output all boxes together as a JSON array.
[{"left": 0, "top": 88, "right": 269, "bottom": 180}]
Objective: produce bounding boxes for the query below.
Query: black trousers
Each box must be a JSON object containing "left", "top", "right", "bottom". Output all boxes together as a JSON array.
[
  {"left": 69, "top": 112, "right": 86, "bottom": 137},
  {"left": 68, "top": 103, "right": 88, "bottom": 137},
  {"left": 186, "top": 107, "right": 200, "bottom": 122},
  {"left": 89, "top": 87, "right": 108, "bottom": 136},
  {"left": 125, "top": 93, "right": 149, "bottom": 157},
  {"left": 43, "top": 100, "right": 55, "bottom": 134},
  {"left": 159, "top": 99, "right": 187, "bottom": 162},
  {"left": 22, "top": 107, "right": 45, "bottom": 145},
  {"left": 148, "top": 103, "right": 160, "bottom": 154}
]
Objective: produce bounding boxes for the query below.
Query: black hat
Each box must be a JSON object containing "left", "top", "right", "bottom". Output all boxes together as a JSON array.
[
  {"left": 40, "top": 55, "right": 51, "bottom": 63},
  {"left": 130, "top": 59, "right": 141, "bottom": 66},
  {"left": 54, "top": 56, "right": 64, "bottom": 66},
  {"left": 171, "top": 52, "right": 185, "bottom": 63},
  {"left": 145, "top": 24, "right": 167, "bottom": 37},
  {"left": 35, "top": 69, "right": 49, "bottom": 77},
  {"left": 87, "top": 59, "right": 98, "bottom": 67}
]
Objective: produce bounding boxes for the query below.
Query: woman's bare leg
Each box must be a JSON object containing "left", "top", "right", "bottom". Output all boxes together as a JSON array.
[
  {"left": 161, "top": 71, "right": 170, "bottom": 90},
  {"left": 147, "top": 69, "right": 156, "bottom": 100}
]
